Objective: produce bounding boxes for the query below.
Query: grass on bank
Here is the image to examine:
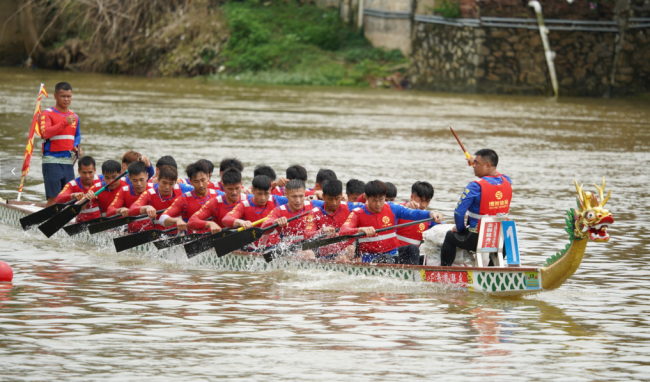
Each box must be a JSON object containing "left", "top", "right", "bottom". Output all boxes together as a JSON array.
[{"left": 211, "top": 0, "right": 408, "bottom": 87}]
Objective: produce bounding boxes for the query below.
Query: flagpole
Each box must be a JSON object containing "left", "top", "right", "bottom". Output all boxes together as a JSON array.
[{"left": 17, "top": 83, "right": 48, "bottom": 202}]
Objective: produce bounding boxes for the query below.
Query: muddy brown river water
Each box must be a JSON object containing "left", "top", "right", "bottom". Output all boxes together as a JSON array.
[{"left": 0, "top": 67, "right": 649, "bottom": 381}]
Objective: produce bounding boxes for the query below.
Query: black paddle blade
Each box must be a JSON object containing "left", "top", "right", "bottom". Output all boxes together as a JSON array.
[
  {"left": 63, "top": 215, "right": 117, "bottom": 236},
  {"left": 154, "top": 233, "right": 208, "bottom": 250},
  {"left": 37, "top": 204, "right": 84, "bottom": 238},
  {"left": 301, "top": 234, "right": 355, "bottom": 251},
  {"left": 262, "top": 242, "right": 299, "bottom": 263},
  {"left": 114, "top": 229, "right": 175, "bottom": 252},
  {"left": 88, "top": 215, "right": 140, "bottom": 234},
  {"left": 183, "top": 230, "right": 236, "bottom": 258},
  {"left": 213, "top": 227, "right": 265, "bottom": 258},
  {"left": 19, "top": 203, "right": 71, "bottom": 230}
]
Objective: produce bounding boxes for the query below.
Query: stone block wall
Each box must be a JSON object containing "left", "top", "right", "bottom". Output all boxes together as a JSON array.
[{"left": 410, "top": 22, "right": 650, "bottom": 96}]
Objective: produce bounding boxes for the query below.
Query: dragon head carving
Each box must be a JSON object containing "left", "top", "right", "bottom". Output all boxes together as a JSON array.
[{"left": 573, "top": 178, "right": 613, "bottom": 242}]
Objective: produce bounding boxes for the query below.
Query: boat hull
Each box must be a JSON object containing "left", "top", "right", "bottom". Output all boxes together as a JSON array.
[{"left": 0, "top": 201, "right": 543, "bottom": 296}]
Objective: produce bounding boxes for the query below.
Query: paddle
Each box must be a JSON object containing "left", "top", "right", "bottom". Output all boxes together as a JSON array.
[
  {"left": 113, "top": 227, "right": 177, "bottom": 252},
  {"left": 449, "top": 127, "right": 473, "bottom": 166},
  {"left": 183, "top": 217, "right": 267, "bottom": 258},
  {"left": 19, "top": 199, "right": 76, "bottom": 230},
  {"left": 207, "top": 212, "right": 310, "bottom": 259},
  {"left": 301, "top": 217, "right": 436, "bottom": 251},
  {"left": 87, "top": 209, "right": 166, "bottom": 234},
  {"left": 153, "top": 232, "right": 211, "bottom": 250},
  {"left": 37, "top": 170, "right": 129, "bottom": 238},
  {"left": 63, "top": 213, "right": 123, "bottom": 236}
]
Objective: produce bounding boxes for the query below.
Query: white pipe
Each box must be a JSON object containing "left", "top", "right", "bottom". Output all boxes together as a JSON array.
[
  {"left": 358, "top": 0, "right": 364, "bottom": 28},
  {"left": 17, "top": 192, "right": 21, "bottom": 202},
  {"left": 528, "top": 1, "right": 559, "bottom": 98}
]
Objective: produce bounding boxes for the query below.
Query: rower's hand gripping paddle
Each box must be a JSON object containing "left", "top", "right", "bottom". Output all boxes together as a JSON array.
[
  {"left": 207, "top": 212, "right": 310, "bottom": 259},
  {"left": 449, "top": 127, "right": 473, "bottom": 166},
  {"left": 37, "top": 170, "right": 129, "bottom": 238},
  {"left": 300, "top": 217, "right": 436, "bottom": 252}
]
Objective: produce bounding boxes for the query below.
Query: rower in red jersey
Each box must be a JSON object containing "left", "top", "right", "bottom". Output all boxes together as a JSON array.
[
  {"left": 159, "top": 161, "right": 221, "bottom": 234},
  {"left": 259, "top": 179, "right": 318, "bottom": 254},
  {"left": 340, "top": 180, "right": 443, "bottom": 265},
  {"left": 346, "top": 179, "right": 365, "bottom": 204},
  {"left": 396, "top": 181, "right": 438, "bottom": 247},
  {"left": 304, "top": 180, "right": 356, "bottom": 260},
  {"left": 355, "top": 182, "right": 397, "bottom": 203},
  {"left": 92, "top": 160, "right": 125, "bottom": 216},
  {"left": 55, "top": 156, "right": 102, "bottom": 223},
  {"left": 271, "top": 165, "right": 307, "bottom": 197},
  {"left": 187, "top": 168, "right": 247, "bottom": 233},
  {"left": 215, "top": 158, "right": 245, "bottom": 193},
  {"left": 305, "top": 169, "right": 337, "bottom": 198},
  {"left": 128, "top": 166, "right": 183, "bottom": 231},
  {"left": 147, "top": 156, "right": 193, "bottom": 192},
  {"left": 121, "top": 150, "right": 154, "bottom": 182},
  {"left": 222, "top": 175, "right": 289, "bottom": 249},
  {"left": 106, "top": 162, "right": 152, "bottom": 233}
]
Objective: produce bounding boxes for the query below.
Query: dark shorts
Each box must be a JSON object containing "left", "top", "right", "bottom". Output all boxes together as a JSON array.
[{"left": 43, "top": 163, "right": 75, "bottom": 198}]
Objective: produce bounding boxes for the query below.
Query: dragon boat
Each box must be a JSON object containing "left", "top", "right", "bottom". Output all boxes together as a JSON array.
[{"left": 0, "top": 179, "right": 613, "bottom": 296}]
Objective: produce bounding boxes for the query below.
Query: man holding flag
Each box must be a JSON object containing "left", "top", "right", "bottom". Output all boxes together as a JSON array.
[{"left": 40, "top": 82, "right": 82, "bottom": 207}]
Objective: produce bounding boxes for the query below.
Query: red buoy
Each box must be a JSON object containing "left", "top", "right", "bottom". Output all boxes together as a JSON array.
[{"left": 0, "top": 261, "right": 13, "bottom": 282}]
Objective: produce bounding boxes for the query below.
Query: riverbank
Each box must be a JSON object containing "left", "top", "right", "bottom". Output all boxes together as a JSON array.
[{"left": 2, "top": 0, "right": 408, "bottom": 89}]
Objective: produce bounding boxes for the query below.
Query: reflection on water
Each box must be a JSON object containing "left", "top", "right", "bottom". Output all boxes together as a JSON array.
[{"left": 0, "top": 67, "right": 649, "bottom": 380}]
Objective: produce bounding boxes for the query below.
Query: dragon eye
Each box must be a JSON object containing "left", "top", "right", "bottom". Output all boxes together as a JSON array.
[{"left": 585, "top": 211, "right": 596, "bottom": 221}]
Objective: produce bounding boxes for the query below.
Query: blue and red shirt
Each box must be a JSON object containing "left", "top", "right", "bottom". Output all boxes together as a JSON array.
[{"left": 454, "top": 174, "right": 512, "bottom": 233}]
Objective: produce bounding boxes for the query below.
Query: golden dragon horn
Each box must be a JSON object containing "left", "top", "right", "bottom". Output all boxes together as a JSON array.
[
  {"left": 574, "top": 179, "right": 585, "bottom": 209},
  {"left": 593, "top": 176, "right": 611, "bottom": 207}
]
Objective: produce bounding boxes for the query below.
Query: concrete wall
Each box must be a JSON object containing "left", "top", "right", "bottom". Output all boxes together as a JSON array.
[
  {"left": 362, "top": 0, "right": 412, "bottom": 55},
  {"left": 410, "top": 22, "right": 650, "bottom": 96}
]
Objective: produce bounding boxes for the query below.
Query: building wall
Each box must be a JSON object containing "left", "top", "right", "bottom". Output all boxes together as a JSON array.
[{"left": 410, "top": 22, "right": 650, "bottom": 96}]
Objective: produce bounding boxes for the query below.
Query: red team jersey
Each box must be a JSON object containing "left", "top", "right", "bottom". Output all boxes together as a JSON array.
[
  {"left": 162, "top": 189, "right": 219, "bottom": 233},
  {"left": 222, "top": 195, "right": 287, "bottom": 228},
  {"left": 128, "top": 184, "right": 184, "bottom": 230},
  {"left": 261, "top": 201, "right": 314, "bottom": 246},
  {"left": 396, "top": 202, "right": 434, "bottom": 246},
  {"left": 56, "top": 175, "right": 102, "bottom": 222},
  {"left": 95, "top": 178, "right": 127, "bottom": 216},
  {"left": 107, "top": 184, "right": 151, "bottom": 233},
  {"left": 304, "top": 202, "right": 353, "bottom": 257},
  {"left": 187, "top": 193, "right": 248, "bottom": 231}
]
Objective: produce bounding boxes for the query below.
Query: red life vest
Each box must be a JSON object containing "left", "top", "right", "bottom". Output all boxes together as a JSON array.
[
  {"left": 305, "top": 202, "right": 352, "bottom": 256},
  {"left": 167, "top": 189, "right": 218, "bottom": 233},
  {"left": 264, "top": 201, "right": 313, "bottom": 246},
  {"left": 350, "top": 203, "right": 399, "bottom": 254},
  {"left": 198, "top": 193, "right": 247, "bottom": 227},
  {"left": 396, "top": 202, "right": 430, "bottom": 246},
  {"left": 131, "top": 185, "right": 183, "bottom": 230},
  {"left": 57, "top": 175, "right": 102, "bottom": 222},
  {"left": 114, "top": 184, "right": 152, "bottom": 233},
  {"left": 96, "top": 179, "right": 126, "bottom": 216},
  {"left": 41, "top": 107, "right": 78, "bottom": 153},
  {"left": 471, "top": 174, "right": 512, "bottom": 232}
]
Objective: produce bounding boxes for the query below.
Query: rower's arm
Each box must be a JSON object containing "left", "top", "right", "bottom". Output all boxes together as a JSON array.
[
  {"left": 222, "top": 204, "right": 244, "bottom": 228},
  {"left": 129, "top": 192, "right": 149, "bottom": 216},
  {"left": 187, "top": 201, "right": 214, "bottom": 231},
  {"left": 454, "top": 182, "right": 480, "bottom": 232},
  {"left": 106, "top": 191, "right": 124, "bottom": 217},
  {"left": 55, "top": 181, "right": 74, "bottom": 204},
  {"left": 339, "top": 212, "right": 359, "bottom": 236},
  {"left": 390, "top": 203, "right": 431, "bottom": 221}
]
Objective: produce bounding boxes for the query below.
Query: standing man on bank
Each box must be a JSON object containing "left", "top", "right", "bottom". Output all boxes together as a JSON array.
[
  {"left": 441, "top": 149, "right": 512, "bottom": 266},
  {"left": 41, "top": 82, "right": 81, "bottom": 207}
]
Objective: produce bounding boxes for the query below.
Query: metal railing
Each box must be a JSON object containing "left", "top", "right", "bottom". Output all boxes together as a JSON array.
[{"left": 360, "top": 10, "right": 650, "bottom": 32}]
